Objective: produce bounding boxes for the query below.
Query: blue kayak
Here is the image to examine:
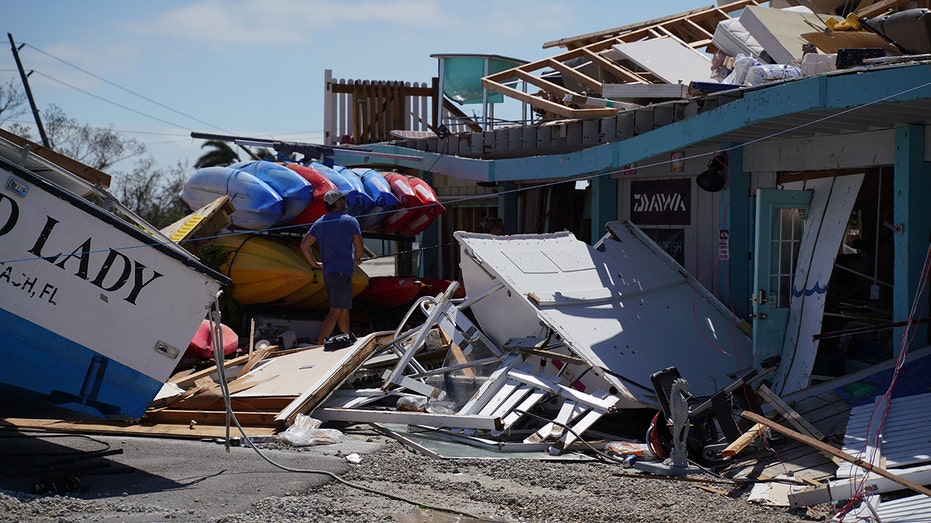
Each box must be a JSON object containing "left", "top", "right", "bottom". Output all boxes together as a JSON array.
[
  {"left": 230, "top": 160, "right": 313, "bottom": 224},
  {"left": 181, "top": 166, "right": 284, "bottom": 230},
  {"left": 310, "top": 162, "right": 375, "bottom": 217},
  {"left": 352, "top": 168, "right": 400, "bottom": 231},
  {"left": 353, "top": 168, "right": 400, "bottom": 210}
]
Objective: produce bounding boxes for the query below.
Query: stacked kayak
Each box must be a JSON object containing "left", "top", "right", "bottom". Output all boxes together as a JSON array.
[
  {"left": 181, "top": 160, "right": 444, "bottom": 236},
  {"left": 207, "top": 234, "right": 367, "bottom": 309},
  {"left": 283, "top": 163, "right": 338, "bottom": 225},
  {"left": 209, "top": 234, "right": 323, "bottom": 305},
  {"left": 181, "top": 165, "right": 285, "bottom": 230},
  {"left": 310, "top": 161, "right": 375, "bottom": 217},
  {"left": 353, "top": 167, "right": 400, "bottom": 231},
  {"left": 356, "top": 276, "right": 424, "bottom": 308},
  {"left": 229, "top": 160, "right": 312, "bottom": 224}
]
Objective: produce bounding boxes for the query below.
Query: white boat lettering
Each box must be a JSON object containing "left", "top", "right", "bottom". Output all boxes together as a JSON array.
[
  {"left": 632, "top": 193, "right": 687, "bottom": 213},
  {"left": 26, "top": 215, "right": 164, "bottom": 305},
  {"left": 0, "top": 262, "right": 58, "bottom": 304}
]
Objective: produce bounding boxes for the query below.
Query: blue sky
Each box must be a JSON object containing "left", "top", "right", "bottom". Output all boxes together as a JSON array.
[{"left": 2, "top": 0, "right": 712, "bottom": 174}]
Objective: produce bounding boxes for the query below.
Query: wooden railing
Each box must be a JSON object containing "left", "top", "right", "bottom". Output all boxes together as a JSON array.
[{"left": 323, "top": 69, "right": 481, "bottom": 146}]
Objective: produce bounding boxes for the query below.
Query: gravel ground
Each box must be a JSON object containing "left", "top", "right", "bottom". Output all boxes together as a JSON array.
[
  {"left": 0, "top": 427, "right": 832, "bottom": 523},
  {"left": 221, "top": 441, "right": 829, "bottom": 523}
]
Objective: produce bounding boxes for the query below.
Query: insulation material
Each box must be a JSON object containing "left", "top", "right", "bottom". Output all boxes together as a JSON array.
[{"left": 713, "top": 18, "right": 766, "bottom": 59}]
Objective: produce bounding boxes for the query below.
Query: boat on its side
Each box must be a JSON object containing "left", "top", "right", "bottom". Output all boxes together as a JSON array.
[{"left": 0, "top": 131, "right": 227, "bottom": 420}]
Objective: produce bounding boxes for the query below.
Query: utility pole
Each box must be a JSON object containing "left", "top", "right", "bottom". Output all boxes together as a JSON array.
[{"left": 7, "top": 33, "right": 50, "bottom": 148}]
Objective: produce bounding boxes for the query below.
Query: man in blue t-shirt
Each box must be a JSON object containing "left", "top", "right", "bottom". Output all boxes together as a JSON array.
[{"left": 301, "top": 189, "right": 364, "bottom": 346}]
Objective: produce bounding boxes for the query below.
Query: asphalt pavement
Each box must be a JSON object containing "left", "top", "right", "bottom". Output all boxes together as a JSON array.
[{"left": 0, "top": 425, "right": 388, "bottom": 520}]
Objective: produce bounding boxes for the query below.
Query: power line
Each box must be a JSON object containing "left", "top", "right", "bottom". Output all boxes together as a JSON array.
[
  {"left": 30, "top": 70, "right": 195, "bottom": 130},
  {"left": 23, "top": 43, "right": 230, "bottom": 134}
]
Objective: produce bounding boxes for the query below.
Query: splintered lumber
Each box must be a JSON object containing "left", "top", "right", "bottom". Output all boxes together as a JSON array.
[
  {"left": 722, "top": 423, "right": 767, "bottom": 457},
  {"left": 757, "top": 384, "right": 825, "bottom": 441},
  {"left": 143, "top": 409, "right": 281, "bottom": 427},
  {"left": 741, "top": 411, "right": 931, "bottom": 498},
  {"left": 0, "top": 417, "right": 275, "bottom": 439},
  {"left": 169, "top": 353, "right": 254, "bottom": 388}
]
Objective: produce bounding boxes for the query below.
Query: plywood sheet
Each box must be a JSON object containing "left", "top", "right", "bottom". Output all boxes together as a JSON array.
[
  {"left": 606, "top": 37, "right": 712, "bottom": 85},
  {"left": 801, "top": 31, "right": 901, "bottom": 54}
]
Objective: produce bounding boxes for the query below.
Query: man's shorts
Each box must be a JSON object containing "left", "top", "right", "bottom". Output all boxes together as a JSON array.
[{"left": 323, "top": 272, "right": 353, "bottom": 309}]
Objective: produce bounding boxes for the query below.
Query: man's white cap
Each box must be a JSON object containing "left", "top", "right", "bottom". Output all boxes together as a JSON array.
[{"left": 323, "top": 189, "right": 346, "bottom": 205}]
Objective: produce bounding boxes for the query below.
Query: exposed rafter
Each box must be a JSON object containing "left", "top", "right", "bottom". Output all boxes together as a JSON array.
[{"left": 482, "top": 0, "right": 764, "bottom": 119}]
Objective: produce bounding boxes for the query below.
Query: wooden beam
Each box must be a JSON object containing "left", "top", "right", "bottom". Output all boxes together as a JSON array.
[
  {"left": 756, "top": 384, "right": 825, "bottom": 441},
  {"left": 0, "top": 417, "right": 275, "bottom": 439},
  {"left": 481, "top": 77, "right": 617, "bottom": 119},
  {"left": 143, "top": 409, "right": 282, "bottom": 427},
  {"left": 741, "top": 410, "right": 931, "bottom": 498},
  {"left": 544, "top": 58, "right": 603, "bottom": 93},
  {"left": 721, "top": 422, "right": 767, "bottom": 457},
  {"left": 579, "top": 48, "right": 649, "bottom": 85},
  {"left": 0, "top": 127, "right": 111, "bottom": 187},
  {"left": 856, "top": 0, "right": 912, "bottom": 19}
]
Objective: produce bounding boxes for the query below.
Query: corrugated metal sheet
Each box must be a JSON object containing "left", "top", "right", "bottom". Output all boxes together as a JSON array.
[{"left": 839, "top": 391, "right": 931, "bottom": 478}]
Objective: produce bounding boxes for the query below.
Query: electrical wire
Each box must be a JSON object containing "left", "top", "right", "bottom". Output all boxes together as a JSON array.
[
  {"left": 24, "top": 43, "right": 230, "bottom": 134},
  {"left": 204, "top": 295, "right": 494, "bottom": 522}
]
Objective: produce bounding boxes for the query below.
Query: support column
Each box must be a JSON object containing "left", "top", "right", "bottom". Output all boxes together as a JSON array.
[
  {"left": 723, "top": 145, "right": 752, "bottom": 320},
  {"left": 590, "top": 174, "right": 618, "bottom": 244},
  {"left": 498, "top": 181, "right": 518, "bottom": 235},
  {"left": 893, "top": 125, "right": 931, "bottom": 352},
  {"left": 419, "top": 170, "right": 439, "bottom": 278}
]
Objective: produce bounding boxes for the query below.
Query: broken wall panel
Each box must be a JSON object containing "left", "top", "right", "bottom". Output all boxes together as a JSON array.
[{"left": 455, "top": 221, "right": 754, "bottom": 409}]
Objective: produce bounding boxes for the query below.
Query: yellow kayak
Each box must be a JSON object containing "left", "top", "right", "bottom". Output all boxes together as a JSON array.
[
  {"left": 291, "top": 264, "right": 369, "bottom": 309},
  {"left": 209, "top": 234, "right": 321, "bottom": 305}
]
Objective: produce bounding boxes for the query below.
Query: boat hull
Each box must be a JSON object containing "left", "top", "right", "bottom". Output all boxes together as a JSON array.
[{"left": 0, "top": 152, "right": 224, "bottom": 420}]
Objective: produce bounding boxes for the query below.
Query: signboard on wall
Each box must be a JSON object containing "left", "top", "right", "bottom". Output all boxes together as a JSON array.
[
  {"left": 643, "top": 228, "right": 685, "bottom": 266},
  {"left": 630, "top": 179, "right": 691, "bottom": 226}
]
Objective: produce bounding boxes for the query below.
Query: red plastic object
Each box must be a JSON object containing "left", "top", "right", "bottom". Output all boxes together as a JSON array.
[
  {"left": 186, "top": 319, "right": 239, "bottom": 359},
  {"left": 355, "top": 276, "right": 424, "bottom": 307}
]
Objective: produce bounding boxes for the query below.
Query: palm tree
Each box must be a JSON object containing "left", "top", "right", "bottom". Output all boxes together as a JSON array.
[{"left": 194, "top": 140, "right": 240, "bottom": 168}]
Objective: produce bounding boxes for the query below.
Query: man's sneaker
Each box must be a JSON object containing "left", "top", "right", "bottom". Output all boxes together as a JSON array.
[{"left": 324, "top": 332, "right": 356, "bottom": 351}]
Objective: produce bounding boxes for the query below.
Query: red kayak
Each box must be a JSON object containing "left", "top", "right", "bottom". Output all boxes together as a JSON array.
[
  {"left": 395, "top": 176, "right": 446, "bottom": 237},
  {"left": 185, "top": 319, "right": 239, "bottom": 359},
  {"left": 355, "top": 276, "right": 424, "bottom": 307},
  {"left": 381, "top": 173, "right": 421, "bottom": 234},
  {"left": 282, "top": 163, "right": 338, "bottom": 225}
]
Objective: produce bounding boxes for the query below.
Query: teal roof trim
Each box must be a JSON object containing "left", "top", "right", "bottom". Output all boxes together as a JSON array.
[{"left": 337, "top": 63, "right": 931, "bottom": 183}]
